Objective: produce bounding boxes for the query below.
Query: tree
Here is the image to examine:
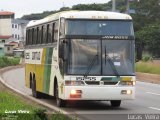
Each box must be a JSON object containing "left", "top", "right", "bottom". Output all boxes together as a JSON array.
[
  {"left": 131, "top": 0, "right": 160, "bottom": 31},
  {"left": 136, "top": 22, "right": 160, "bottom": 57},
  {"left": 72, "top": 3, "right": 110, "bottom": 11},
  {"left": 60, "top": 7, "right": 70, "bottom": 11}
]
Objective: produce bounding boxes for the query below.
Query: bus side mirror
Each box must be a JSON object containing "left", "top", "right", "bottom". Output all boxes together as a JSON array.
[
  {"left": 60, "top": 17, "right": 65, "bottom": 39},
  {"left": 59, "top": 40, "right": 68, "bottom": 61}
]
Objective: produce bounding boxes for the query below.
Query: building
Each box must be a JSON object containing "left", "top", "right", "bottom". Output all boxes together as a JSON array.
[
  {"left": 11, "top": 19, "right": 29, "bottom": 42},
  {"left": 0, "top": 11, "right": 29, "bottom": 56},
  {"left": 4, "top": 40, "right": 24, "bottom": 56},
  {"left": 0, "top": 11, "right": 14, "bottom": 56}
]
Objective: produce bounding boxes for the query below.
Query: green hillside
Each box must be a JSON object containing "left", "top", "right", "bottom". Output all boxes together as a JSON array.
[{"left": 21, "top": 0, "right": 160, "bottom": 59}]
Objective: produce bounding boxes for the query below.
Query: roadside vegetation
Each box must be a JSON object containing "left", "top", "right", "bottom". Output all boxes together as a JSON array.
[
  {"left": 0, "top": 56, "right": 20, "bottom": 68},
  {"left": 0, "top": 83, "right": 75, "bottom": 120},
  {"left": 0, "top": 82, "right": 39, "bottom": 119},
  {"left": 0, "top": 90, "right": 37, "bottom": 113},
  {"left": 0, "top": 89, "right": 75, "bottom": 120},
  {"left": 0, "top": 56, "right": 74, "bottom": 120},
  {"left": 136, "top": 61, "right": 160, "bottom": 75}
]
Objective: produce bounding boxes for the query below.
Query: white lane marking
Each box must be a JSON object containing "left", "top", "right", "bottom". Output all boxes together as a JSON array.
[
  {"left": 149, "top": 107, "right": 160, "bottom": 111},
  {"left": 146, "top": 92, "right": 160, "bottom": 96}
]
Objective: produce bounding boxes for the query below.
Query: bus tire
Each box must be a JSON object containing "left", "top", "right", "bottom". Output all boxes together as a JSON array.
[
  {"left": 55, "top": 83, "right": 66, "bottom": 107},
  {"left": 110, "top": 100, "right": 121, "bottom": 107},
  {"left": 31, "top": 77, "right": 41, "bottom": 98}
]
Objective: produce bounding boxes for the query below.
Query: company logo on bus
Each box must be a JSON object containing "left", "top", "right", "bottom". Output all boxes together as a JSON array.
[{"left": 76, "top": 77, "right": 96, "bottom": 81}]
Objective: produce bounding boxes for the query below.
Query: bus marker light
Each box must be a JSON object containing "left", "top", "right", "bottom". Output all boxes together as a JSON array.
[
  {"left": 121, "top": 77, "right": 132, "bottom": 81},
  {"left": 119, "top": 81, "right": 135, "bottom": 86}
]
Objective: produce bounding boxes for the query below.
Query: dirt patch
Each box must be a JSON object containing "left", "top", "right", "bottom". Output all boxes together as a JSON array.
[
  {"left": 152, "top": 60, "right": 160, "bottom": 64},
  {"left": 136, "top": 60, "right": 160, "bottom": 84},
  {"left": 136, "top": 72, "right": 160, "bottom": 84}
]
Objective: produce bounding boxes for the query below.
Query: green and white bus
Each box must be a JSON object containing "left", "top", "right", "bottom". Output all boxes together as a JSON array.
[{"left": 25, "top": 11, "right": 135, "bottom": 107}]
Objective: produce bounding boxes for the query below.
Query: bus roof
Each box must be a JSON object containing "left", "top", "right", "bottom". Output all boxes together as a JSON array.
[{"left": 27, "top": 11, "right": 132, "bottom": 28}]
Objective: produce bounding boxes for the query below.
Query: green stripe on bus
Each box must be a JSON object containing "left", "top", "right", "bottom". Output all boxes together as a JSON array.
[{"left": 43, "top": 48, "right": 53, "bottom": 93}]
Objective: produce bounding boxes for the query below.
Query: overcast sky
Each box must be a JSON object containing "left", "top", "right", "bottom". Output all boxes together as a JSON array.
[{"left": 0, "top": 0, "right": 110, "bottom": 18}]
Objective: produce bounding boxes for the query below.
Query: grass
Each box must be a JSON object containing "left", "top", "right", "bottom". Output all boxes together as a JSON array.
[
  {"left": 0, "top": 84, "right": 75, "bottom": 120},
  {"left": 0, "top": 56, "right": 75, "bottom": 120},
  {"left": 0, "top": 90, "right": 43, "bottom": 120},
  {"left": 0, "top": 91, "right": 36, "bottom": 114},
  {"left": 0, "top": 56, "right": 20, "bottom": 68},
  {"left": 136, "top": 61, "right": 160, "bottom": 75}
]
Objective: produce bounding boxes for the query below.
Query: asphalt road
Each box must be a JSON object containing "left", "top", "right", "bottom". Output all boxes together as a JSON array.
[{"left": 2, "top": 68, "right": 160, "bottom": 120}]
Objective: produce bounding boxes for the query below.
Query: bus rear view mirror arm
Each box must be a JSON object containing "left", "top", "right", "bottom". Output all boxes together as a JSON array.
[{"left": 59, "top": 41, "right": 68, "bottom": 61}]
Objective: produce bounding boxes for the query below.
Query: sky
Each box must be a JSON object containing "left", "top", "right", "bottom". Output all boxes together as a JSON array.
[{"left": 0, "top": 0, "right": 110, "bottom": 18}]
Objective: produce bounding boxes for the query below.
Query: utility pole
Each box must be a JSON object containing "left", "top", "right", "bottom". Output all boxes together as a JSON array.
[
  {"left": 112, "top": 0, "right": 116, "bottom": 12},
  {"left": 63, "top": 2, "right": 65, "bottom": 8},
  {"left": 126, "top": 0, "right": 130, "bottom": 14}
]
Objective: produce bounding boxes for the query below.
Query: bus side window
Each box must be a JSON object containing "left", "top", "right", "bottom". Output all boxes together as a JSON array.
[
  {"left": 36, "top": 27, "right": 39, "bottom": 44},
  {"left": 27, "top": 30, "right": 29, "bottom": 45},
  {"left": 47, "top": 24, "right": 52, "bottom": 43},
  {"left": 34, "top": 27, "right": 37, "bottom": 45},
  {"left": 26, "top": 30, "right": 29, "bottom": 45},
  {"left": 52, "top": 23, "right": 55, "bottom": 43},
  {"left": 32, "top": 28, "right": 34, "bottom": 45},
  {"left": 40, "top": 26, "right": 43, "bottom": 44},
  {"left": 46, "top": 24, "right": 49, "bottom": 43},
  {"left": 38, "top": 26, "right": 41, "bottom": 44},
  {"left": 54, "top": 21, "right": 58, "bottom": 42},
  {"left": 43, "top": 25, "right": 47, "bottom": 44},
  {"left": 29, "top": 29, "right": 32, "bottom": 45}
]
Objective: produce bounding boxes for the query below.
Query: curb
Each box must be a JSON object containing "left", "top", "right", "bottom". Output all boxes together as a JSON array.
[{"left": 136, "top": 72, "right": 160, "bottom": 84}]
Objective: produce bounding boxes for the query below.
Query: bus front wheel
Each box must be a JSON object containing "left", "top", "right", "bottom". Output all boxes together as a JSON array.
[
  {"left": 55, "top": 83, "right": 66, "bottom": 107},
  {"left": 110, "top": 100, "right": 121, "bottom": 107}
]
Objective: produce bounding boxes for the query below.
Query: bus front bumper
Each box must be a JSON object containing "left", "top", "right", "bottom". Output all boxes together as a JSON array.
[{"left": 63, "top": 86, "right": 135, "bottom": 100}]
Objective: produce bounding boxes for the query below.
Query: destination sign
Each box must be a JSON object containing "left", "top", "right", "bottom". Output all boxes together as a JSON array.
[{"left": 102, "top": 35, "right": 134, "bottom": 40}]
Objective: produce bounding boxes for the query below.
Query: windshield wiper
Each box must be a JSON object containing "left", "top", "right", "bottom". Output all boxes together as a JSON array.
[
  {"left": 84, "top": 54, "right": 98, "bottom": 77},
  {"left": 105, "top": 46, "right": 119, "bottom": 77}
]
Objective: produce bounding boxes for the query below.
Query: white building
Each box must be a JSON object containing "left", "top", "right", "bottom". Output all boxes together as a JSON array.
[
  {"left": 0, "top": 11, "right": 29, "bottom": 56},
  {"left": 0, "top": 11, "right": 14, "bottom": 56},
  {"left": 11, "top": 19, "right": 29, "bottom": 42}
]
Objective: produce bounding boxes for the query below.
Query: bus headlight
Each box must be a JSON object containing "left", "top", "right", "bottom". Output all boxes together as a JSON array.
[
  {"left": 119, "top": 81, "right": 136, "bottom": 86},
  {"left": 65, "top": 81, "right": 84, "bottom": 86},
  {"left": 70, "top": 89, "right": 77, "bottom": 95},
  {"left": 70, "top": 89, "right": 82, "bottom": 98}
]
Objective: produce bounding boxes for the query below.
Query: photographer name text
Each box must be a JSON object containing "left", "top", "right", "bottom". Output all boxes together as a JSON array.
[{"left": 5, "top": 110, "right": 30, "bottom": 114}]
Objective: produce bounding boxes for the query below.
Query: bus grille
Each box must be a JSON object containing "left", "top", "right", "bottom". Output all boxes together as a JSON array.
[
  {"left": 85, "top": 81, "right": 118, "bottom": 85},
  {"left": 85, "top": 81, "right": 99, "bottom": 85}
]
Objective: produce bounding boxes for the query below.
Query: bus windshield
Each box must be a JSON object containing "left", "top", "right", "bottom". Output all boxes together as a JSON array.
[
  {"left": 66, "top": 20, "right": 134, "bottom": 36},
  {"left": 67, "top": 39, "right": 134, "bottom": 76}
]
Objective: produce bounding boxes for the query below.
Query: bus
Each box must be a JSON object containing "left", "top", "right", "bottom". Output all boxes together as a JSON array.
[{"left": 25, "top": 11, "right": 135, "bottom": 107}]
